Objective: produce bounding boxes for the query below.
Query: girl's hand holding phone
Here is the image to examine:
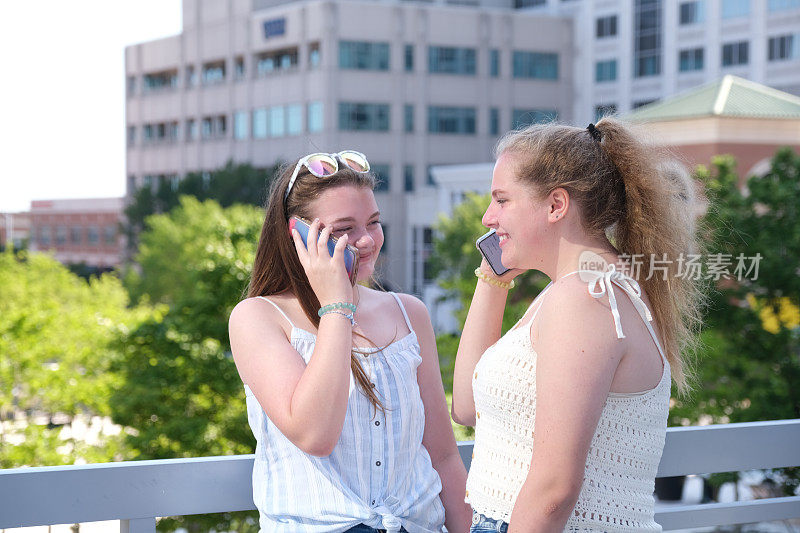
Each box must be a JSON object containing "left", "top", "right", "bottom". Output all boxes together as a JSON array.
[{"left": 291, "top": 218, "right": 354, "bottom": 305}]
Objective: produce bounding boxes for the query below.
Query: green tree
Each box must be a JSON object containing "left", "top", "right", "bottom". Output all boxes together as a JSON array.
[
  {"left": 671, "top": 149, "right": 800, "bottom": 425},
  {"left": 113, "top": 198, "right": 264, "bottom": 530},
  {"left": 0, "top": 251, "right": 149, "bottom": 468},
  {"left": 666, "top": 149, "right": 800, "bottom": 495}
]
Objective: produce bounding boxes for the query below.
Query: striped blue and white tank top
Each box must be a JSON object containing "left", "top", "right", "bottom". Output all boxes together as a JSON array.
[{"left": 244, "top": 293, "right": 445, "bottom": 533}]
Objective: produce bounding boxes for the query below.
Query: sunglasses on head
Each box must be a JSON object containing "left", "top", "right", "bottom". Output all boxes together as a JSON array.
[{"left": 284, "top": 150, "right": 371, "bottom": 202}]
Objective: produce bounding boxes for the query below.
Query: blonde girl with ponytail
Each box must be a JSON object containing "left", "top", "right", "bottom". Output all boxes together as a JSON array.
[{"left": 452, "top": 118, "right": 703, "bottom": 532}]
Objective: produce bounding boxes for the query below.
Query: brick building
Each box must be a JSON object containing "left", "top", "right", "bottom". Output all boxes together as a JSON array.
[
  {"left": 26, "top": 198, "right": 125, "bottom": 270},
  {"left": 628, "top": 75, "right": 800, "bottom": 181}
]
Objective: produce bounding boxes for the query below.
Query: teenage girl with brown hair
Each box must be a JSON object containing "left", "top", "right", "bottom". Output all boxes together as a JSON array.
[{"left": 230, "top": 151, "right": 471, "bottom": 532}]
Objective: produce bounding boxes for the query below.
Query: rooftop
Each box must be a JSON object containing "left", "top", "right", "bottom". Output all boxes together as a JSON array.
[{"left": 628, "top": 75, "right": 800, "bottom": 122}]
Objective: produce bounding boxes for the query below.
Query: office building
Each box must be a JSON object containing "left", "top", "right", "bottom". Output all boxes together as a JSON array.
[
  {"left": 125, "top": 0, "right": 575, "bottom": 294},
  {"left": 521, "top": 0, "right": 800, "bottom": 123}
]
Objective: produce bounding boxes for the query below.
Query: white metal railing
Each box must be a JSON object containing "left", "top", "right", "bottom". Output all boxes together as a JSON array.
[{"left": 1, "top": 419, "right": 799, "bottom": 531}]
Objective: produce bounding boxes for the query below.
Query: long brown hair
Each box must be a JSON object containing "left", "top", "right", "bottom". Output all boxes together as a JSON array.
[
  {"left": 247, "top": 158, "right": 385, "bottom": 412},
  {"left": 495, "top": 117, "right": 704, "bottom": 393}
]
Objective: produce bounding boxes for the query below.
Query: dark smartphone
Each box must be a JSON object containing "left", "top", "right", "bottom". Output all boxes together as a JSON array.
[
  {"left": 476, "top": 229, "right": 511, "bottom": 277},
  {"left": 289, "top": 216, "right": 360, "bottom": 283}
]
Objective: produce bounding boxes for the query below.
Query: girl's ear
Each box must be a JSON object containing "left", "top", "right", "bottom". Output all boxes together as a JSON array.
[{"left": 549, "top": 187, "right": 570, "bottom": 221}]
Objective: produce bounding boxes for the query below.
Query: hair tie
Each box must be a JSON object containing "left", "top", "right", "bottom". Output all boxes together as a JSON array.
[{"left": 587, "top": 123, "right": 602, "bottom": 142}]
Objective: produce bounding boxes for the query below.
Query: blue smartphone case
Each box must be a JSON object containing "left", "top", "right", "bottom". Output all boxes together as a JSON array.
[{"left": 289, "top": 217, "right": 357, "bottom": 280}]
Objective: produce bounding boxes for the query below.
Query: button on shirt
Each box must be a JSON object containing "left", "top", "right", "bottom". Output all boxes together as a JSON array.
[{"left": 245, "top": 295, "right": 445, "bottom": 533}]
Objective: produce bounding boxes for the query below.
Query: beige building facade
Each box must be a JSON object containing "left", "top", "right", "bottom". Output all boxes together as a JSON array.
[{"left": 125, "top": 0, "right": 574, "bottom": 293}]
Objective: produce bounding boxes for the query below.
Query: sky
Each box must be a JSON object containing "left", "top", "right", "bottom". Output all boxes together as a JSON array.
[{"left": 0, "top": 0, "right": 183, "bottom": 213}]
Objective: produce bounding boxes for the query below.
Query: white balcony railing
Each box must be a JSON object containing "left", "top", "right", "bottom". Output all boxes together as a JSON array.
[{"left": 1, "top": 419, "right": 799, "bottom": 531}]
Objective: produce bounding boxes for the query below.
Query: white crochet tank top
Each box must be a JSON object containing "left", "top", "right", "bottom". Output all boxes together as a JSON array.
[{"left": 466, "top": 267, "right": 670, "bottom": 531}]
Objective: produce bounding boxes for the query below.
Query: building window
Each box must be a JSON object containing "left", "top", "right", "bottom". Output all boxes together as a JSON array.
[
  {"left": 186, "top": 119, "right": 197, "bottom": 141},
  {"left": 512, "top": 51, "right": 558, "bottom": 79},
  {"left": 632, "top": 99, "right": 657, "bottom": 109},
  {"left": 127, "top": 126, "right": 136, "bottom": 146},
  {"left": 87, "top": 226, "right": 100, "bottom": 246},
  {"left": 635, "top": 0, "right": 662, "bottom": 77},
  {"left": 201, "top": 115, "right": 227, "bottom": 139},
  {"left": 256, "top": 48, "right": 299, "bottom": 75},
  {"left": 202, "top": 60, "right": 226, "bottom": 85},
  {"left": 595, "top": 104, "right": 617, "bottom": 121},
  {"left": 307, "top": 102, "right": 323, "bottom": 132},
  {"left": 512, "top": 109, "right": 558, "bottom": 129},
  {"left": 339, "top": 41, "right": 390, "bottom": 70},
  {"left": 722, "top": 0, "right": 749, "bottom": 18},
  {"left": 490, "top": 49, "right": 500, "bottom": 77},
  {"left": 595, "top": 59, "right": 617, "bottom": 82},
  {"left": 126, "top": 76, "right": 136, "bottom": 97},
  {"left": 768, "top": 0, "right": 800, "bottom": 11},
  {"left": 165, "top": 174, "right": 179, "bottom": 192},
  {"left": 309, "top": 43, "right": 321, "bottom": 68},
  {"left": 253, "top": 109, "right": 268, "bottom": 138},
  {"left": 490, "top": 108, "right": 499, "bottom": 136},
  {"left": 411, "top": 226, "right": 435, "bottom": 294},
  {"left": 679, "top": 48, "right": 704, "bottom": 71},
  {"left": 405, "top": 45, "right": 414, "bottom": 72},
  {"left": 338, "top": 103, "right": 391, "bottom": 131},
  {"left": 56, "top": 226, "right": 67, "bottom": 246},
  {"left": 234, "top": 111, "right": 249, "bottom": 140},
  {"left": 768, "top": 34, "right": 799, "bottom": 61},
  {"left": 143, "top": 70, "right": 178, "bottom": 93},
  {"left": 428, "top": 106, "right": 476, "bottom": 134},
  {"left": 596, "top": 15, "right": 618, "bottom": 38},
  {"left": 287, "top": 104, "right": 303, "bottom": 136},
  {"left": 235, "top": 57, "right": 245, "bottom": 79},
  {"left": 428, "top": 46, "right": 477, "bottom": 75},
  {"left": 722, "top": 41, "right": 749, "bottom": 66},
  {"left": 514, "top": 0, "right": 546, "bottom": 7},
  {"left": 269, "top": 106, "right": 285, "bottom": 137},
  {"left": 404, "top": 104, "right": 414, "bottom": 133},
  {"left": 167, "top": 122, "right": 179, "bottom": 142},
  {"left": 186, "top": 66, "right": 196, "bottom": 87},
  {"left": 679, "top": 1, "right": 705, "bottom": 24},
  {"left": 104, "top": 226, "right": 116, "bottom": 245},
  {"left": 70, "top": 226, "right": 82, "bottom": 244},
  {"left": 372, "top": 164, "right": 390, "bottom": 193},
  {"left": 404, "top": 165, "right": 414, "bottom": 192},
  {"left": 39, "top": 226, "right": 51, "bottom": 246}
]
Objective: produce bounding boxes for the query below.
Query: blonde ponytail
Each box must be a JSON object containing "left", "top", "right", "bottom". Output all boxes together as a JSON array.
[{"left": 495, "top": 118, "right": 705, "bottom": 393}]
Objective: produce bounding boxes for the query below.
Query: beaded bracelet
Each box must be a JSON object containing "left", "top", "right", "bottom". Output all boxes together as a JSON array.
[
  {"left": 318, "top": 302, "right": 357, "bottom": 317},
  {"left": 474, "top": 267, "right": 516, "bottom": 290},
  {"left": 320, "top": 309, "right": 356, "bottom": 327}
]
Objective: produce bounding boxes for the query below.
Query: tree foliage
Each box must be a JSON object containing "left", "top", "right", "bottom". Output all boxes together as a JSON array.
[
  {"left": 114, "top": 197, "right": 264, "bottom": 461},
  {"left": 0, "top": 251, "right": 149, "bottom": 467},
  {"left": 670, "top": 148, "right": 800, "bottom": 429}
]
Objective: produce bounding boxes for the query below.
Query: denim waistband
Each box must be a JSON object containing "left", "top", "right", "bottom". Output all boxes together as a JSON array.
[{"left": 470, "top": 511, "right": 509, "bottom": 533}]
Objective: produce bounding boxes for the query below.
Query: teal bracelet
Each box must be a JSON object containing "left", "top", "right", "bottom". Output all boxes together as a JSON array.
[
  {"left": 318, "top": 302, "right": 357, "bottom": 317},
  {"left": 321, "top": 309, "right": 356, "bottom": 327}
]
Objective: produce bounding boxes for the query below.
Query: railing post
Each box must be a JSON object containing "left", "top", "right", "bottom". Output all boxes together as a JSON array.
[{"left": 120, "top": 518, "right": 156, "bottom": 533}]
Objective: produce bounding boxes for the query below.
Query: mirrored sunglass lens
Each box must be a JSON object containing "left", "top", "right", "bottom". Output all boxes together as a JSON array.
[
  {"left": 306, "top": 155, "right": 337, "bottom": 176},
  {"left": 339, "top": 152, "right": 369, "bottom": 172}
]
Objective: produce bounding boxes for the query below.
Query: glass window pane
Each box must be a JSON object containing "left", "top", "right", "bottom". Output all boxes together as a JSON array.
[
  {"left": 269, "top": 106, "right": 285, "bottom": 137},
  {"left": 307, "top": 102, "right": 323, "bottom": 132},
  {"left": 253, "top": 109, "right": 268, "bottom": 138}
]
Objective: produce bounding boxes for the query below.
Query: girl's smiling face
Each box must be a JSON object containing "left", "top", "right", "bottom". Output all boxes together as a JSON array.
[
  {"left": 306, "top": 184, "right": 384, "bottom": 282},
  {"left": 482, "top": 152, "right": 554, "bottom": 271}
]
